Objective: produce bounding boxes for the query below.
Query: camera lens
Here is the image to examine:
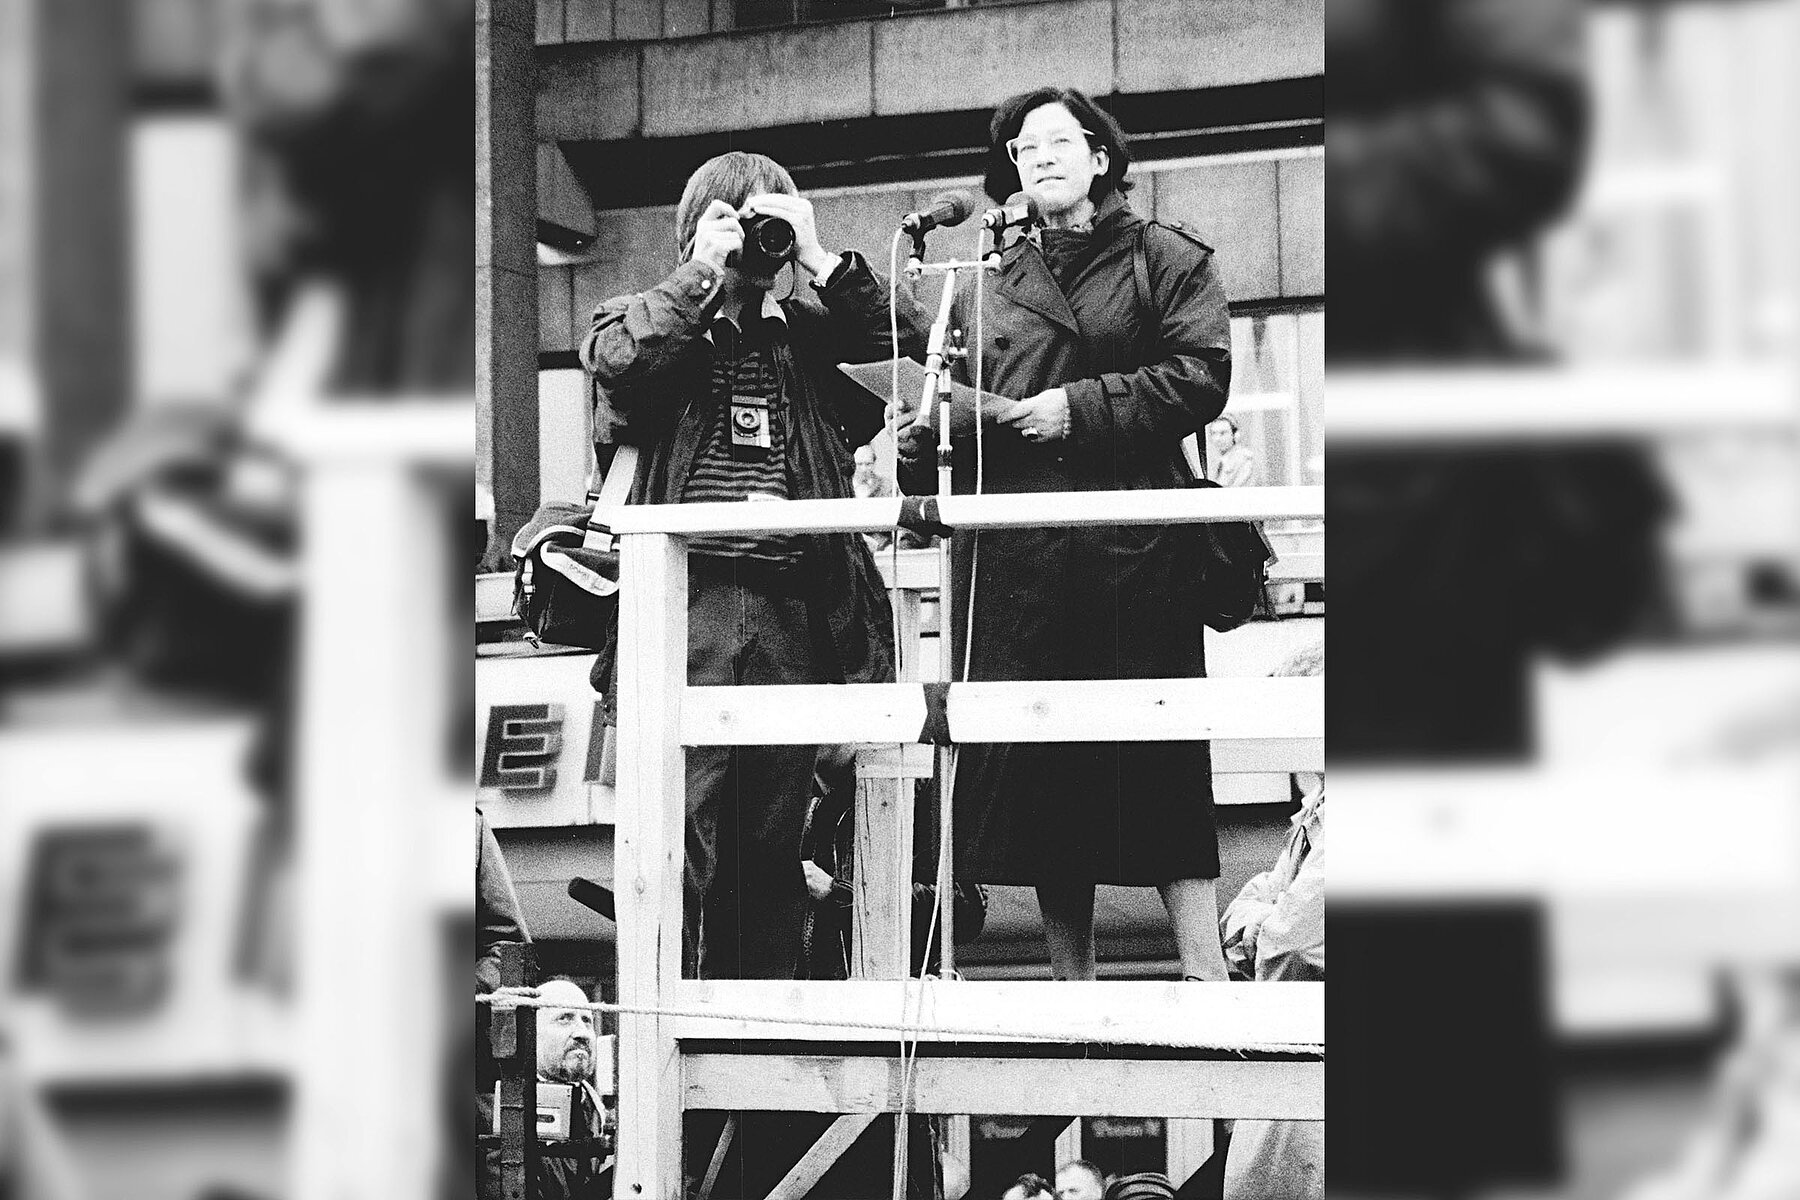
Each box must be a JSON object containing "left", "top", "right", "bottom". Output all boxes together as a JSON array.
[
  {"left": 732, "top": 409, "right": 761, "bottom": 431},
  {"left": 729, "top": 215, "right": 796, "bottom": 276},
  {"left": 752, "top": 216, "right": 795, "bottom": 261}
]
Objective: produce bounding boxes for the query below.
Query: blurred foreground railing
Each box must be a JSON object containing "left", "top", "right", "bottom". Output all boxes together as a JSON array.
[
  {"left": 1331, "top": 363, "right": 1800, "bottom": 1034},
  {"left": 272, "top": 400, "right": 473, "bottom": 1200}
]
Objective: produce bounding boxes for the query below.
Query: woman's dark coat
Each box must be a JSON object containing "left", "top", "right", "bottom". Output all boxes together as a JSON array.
[{"left": 902, "top": 194, "right": 1233, "bottom": 886}]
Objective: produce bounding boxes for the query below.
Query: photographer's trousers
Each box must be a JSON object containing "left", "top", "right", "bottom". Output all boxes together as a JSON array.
[{"left": 683, "top": 560, "right": 823, "bottom": 979}]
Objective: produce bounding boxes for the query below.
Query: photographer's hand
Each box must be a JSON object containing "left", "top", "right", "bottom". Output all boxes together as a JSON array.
[
  {"left": 746, "top": 192, "right": 840, "bottom": 280},
  {"left": 803, "top": 861, "right": 836, "bottom": 902},
  {"left": 690, "top": 199, "right": 744, "bottom": 272}
]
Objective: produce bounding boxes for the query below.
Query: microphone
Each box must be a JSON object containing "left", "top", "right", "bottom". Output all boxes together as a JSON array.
[
  {"left": 567, "top": 877, "right": 615, "bottom": 923},
  {"left": 982, "top": 192, "right": 1039, "bottom": 231},
  {"left": 900, "top": 191, "right": 974, "bottom": 235}
]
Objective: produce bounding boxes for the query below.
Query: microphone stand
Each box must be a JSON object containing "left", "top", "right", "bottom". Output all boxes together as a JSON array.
[{"left": 904, "top": 248, "right": 996, "bottom": 979}]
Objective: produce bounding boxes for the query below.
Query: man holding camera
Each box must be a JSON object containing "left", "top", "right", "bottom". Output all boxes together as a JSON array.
[{"left": 580, "top": 152, "right": 921, "bottom": 980}]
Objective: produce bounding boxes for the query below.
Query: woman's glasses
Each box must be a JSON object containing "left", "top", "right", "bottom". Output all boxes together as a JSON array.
[{"left": 1006, "top": 128, "right": 1096, "bottom": 165}]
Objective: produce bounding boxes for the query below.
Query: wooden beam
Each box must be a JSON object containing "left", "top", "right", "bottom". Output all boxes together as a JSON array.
[
  {"left": 613, "top": 531, "right": 688, "bottom": 1200},
  {"left": 855, "top": 744, "right": 936, "bottom": 779},
  {"left": 259, "top": 400, "right": 474, "bottom": 464},
  {"left": 852, "top": 771, "right": 913, "bottom": 980},
  {"left": 684, "top": 1054, "right": 1324, "bottom": 1121},
  {"left": 763, "top": 1113, "right": 881, "bottom": 1200},
  {"left": 853, "top": 732, "right": 1318, "bottom": 777},
  {"left": 665, "top": 981, "right": 1324, "bottom": 1049},
  {"left": 1267, "top": 553, "right": 1324, "bottom": 582},
  {"left": 686, "top": 682, "right": 927, "bottom": 745},
  {"left": 681, "top": 678, "right": 1323, "bottom": 747},
  {"left": 694, "top": 1113, "right": 737, "bottom": 1200},
  {"left": 1211, "top": 737, "right": 1322, "bottom": 774},
  {"left": 873, "top": 547, "right": 940, "bottom": 592},
  {"left": 880, "top": 540, "right": 1327, "bottom": 590},
  {"left": 608, "top": 487, "right": 1323, "bottom": 537},
  {"left": 1329, "top": 364, "right": 1796, "bottom": 442}
]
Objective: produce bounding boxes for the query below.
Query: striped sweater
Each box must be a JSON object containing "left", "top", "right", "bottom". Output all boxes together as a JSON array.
[{"left": 680, "top": 316, "right": 804, "bottom": 566}]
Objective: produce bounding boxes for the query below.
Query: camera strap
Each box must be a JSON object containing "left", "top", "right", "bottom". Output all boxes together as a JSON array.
[{"left": 583, "top": 443, "right": 639, "bottom": 552}]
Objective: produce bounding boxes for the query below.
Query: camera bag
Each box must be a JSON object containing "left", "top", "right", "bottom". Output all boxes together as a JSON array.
[
  {"left": 510, "top": 375, "right": 640, "bottom": 650},
  {"left": 1129, "top": 222, "right": 1274, "bottom": 632}
]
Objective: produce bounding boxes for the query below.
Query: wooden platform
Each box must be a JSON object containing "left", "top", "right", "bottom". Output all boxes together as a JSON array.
[{"left": 606, "top": 488, "right": 1327, "bottom": 1200}]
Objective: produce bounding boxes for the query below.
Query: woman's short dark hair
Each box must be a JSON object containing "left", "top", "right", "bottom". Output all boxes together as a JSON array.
[{"left": 983, "top": 86, "right": 1134, "bottom": 206}]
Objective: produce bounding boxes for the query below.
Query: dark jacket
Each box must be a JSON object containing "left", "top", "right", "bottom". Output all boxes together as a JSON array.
[
  {"left": 476, "top": 807, "right": 528, "bottom": 995},
  {"left": 579, "top": 253, "right": 926, "bottom": 707},
  {"left": 902, "top": 194, "right": 1234, "bottom": 885},
  {"left": 1327, "top": 0, "right": 1590, "bottom": 360},
  {"left": 477, "top": 1079, "right": 609, "bottom": 1200}
]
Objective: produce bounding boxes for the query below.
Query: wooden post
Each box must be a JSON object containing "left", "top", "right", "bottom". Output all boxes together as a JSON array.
[
  {"left": 290, "top": 417, "right": 468, "bottom": 1200},
  {"left": 613, "top": 530, "right": 688, "bottom": 1200},
  {"left": 0, "top": 0, "right": 129, "bottom": 518},
  {"left": 851, "top": 748, "right": 921, "bottom": 980},
  {"left": 490, "top": 943, "right": 541, "bottom": 1200},
  {"left": 477, "top": 0, "right": 539, "bottom": 555}
]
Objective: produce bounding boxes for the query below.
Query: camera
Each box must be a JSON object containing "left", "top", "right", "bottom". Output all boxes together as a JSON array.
[
  {"left": 728, "top": 214, "right": 796, "bottom": 277},
  {"left": 729, "top": 393, "right": 772, "bottom": 459}
]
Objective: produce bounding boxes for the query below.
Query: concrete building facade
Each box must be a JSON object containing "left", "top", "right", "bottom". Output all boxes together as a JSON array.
[{"left": 495, "top": 0, "right": 1324, "bottom": 549}]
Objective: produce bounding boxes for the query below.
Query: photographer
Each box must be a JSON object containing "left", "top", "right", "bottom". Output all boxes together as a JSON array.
[{"left": 579, "top": 152, "right": 923, "bottom": 980}]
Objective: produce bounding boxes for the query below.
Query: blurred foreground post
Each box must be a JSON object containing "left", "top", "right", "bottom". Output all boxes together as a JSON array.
[
  {"left": 278, "top": 401, "right": 471, "bottom": 1200},
  {"left": 0, "top": 0, "right": 129, "bottom": 521}
]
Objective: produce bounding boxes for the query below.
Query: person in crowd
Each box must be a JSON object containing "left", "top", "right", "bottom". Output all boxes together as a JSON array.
[
  {"left": 1218, "top": 641, "right": 1324, "bottom": 1199},
  {"left": 1205, "top": 415, "right": 1257, "bottom": 487},
  {"left": 1054, "top": 1158, "right": 1108, "bottom": 1200},
  {"left": 535, "top": 979, "right": 603, "bottom": 1099},
  {"left": 471, "top": 806, "right": 534, "bottom": 1200},
  {"left": 481, "top": 978, "right": 611, "bottom": 1200},
  {"left": 1002, "top": 1173, "right": 1055, "bottom": 1200},
  {"left": 580, "top": 152, "right": 923, "bottom": 980},
  {"left": 1101, "top": 1172, "right": 1176, "bottom": 1200},
  {"left": 894, "top": 87, "right": 1233, "bottom": 982}
]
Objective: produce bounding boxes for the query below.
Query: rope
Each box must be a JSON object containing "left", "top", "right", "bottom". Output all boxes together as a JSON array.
[{"left": 475, "top": 992, "right": 1323, "bottom": 1058}]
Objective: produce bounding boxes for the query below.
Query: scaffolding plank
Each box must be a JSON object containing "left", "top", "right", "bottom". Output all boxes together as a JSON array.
[
  {"left": 1329, "top": 364, "right": 1796, "bottom": 441},
  {"left": 682, "top": 678, "right": 1323, "bottom": 746},
  {"left": 608, "top": 487, "right": 1323, "bottom": 537},
  {"left": 856, "top": 739, "right": 1318, "bottom": 775},
  {"left": 685, "top": 1054, "right": 1323, "bottom": 1121},
  {"left": 763, "top": 1113, "right": 882, "bottom": 1200},
  {"left": 665, "top": 981, "right": 1323, "bottom": 1049}
]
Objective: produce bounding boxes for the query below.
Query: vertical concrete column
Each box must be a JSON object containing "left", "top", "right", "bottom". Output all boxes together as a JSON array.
[
  {"left": 478, "top": 0, "right": 540, "bottom": 555},
  {"left": 0, "top": 0, "right": 129, "bottom": 518}
]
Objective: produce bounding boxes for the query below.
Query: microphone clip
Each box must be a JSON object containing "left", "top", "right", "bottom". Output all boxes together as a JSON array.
[{"left": 904, "top": 227, "right": 928, "bottom": 279}]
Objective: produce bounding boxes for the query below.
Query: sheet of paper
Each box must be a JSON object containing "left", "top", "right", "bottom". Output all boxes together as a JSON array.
[{"left": 837, "top": 358, "right": 1013, "bottom": 427}]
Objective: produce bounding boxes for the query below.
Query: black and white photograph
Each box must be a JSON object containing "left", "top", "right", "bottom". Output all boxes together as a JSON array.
[
  {"left": 0, "top": 2, "right": 1795, "bottom": 1200},
  {"left": 478, "top": 2, "right": 1322, "bottom": 1197}
]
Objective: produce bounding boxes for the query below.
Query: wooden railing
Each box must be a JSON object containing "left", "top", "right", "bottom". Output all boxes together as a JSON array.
[{"left": 604, "top": 485, "right": 1325, "bottom": 1200}]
